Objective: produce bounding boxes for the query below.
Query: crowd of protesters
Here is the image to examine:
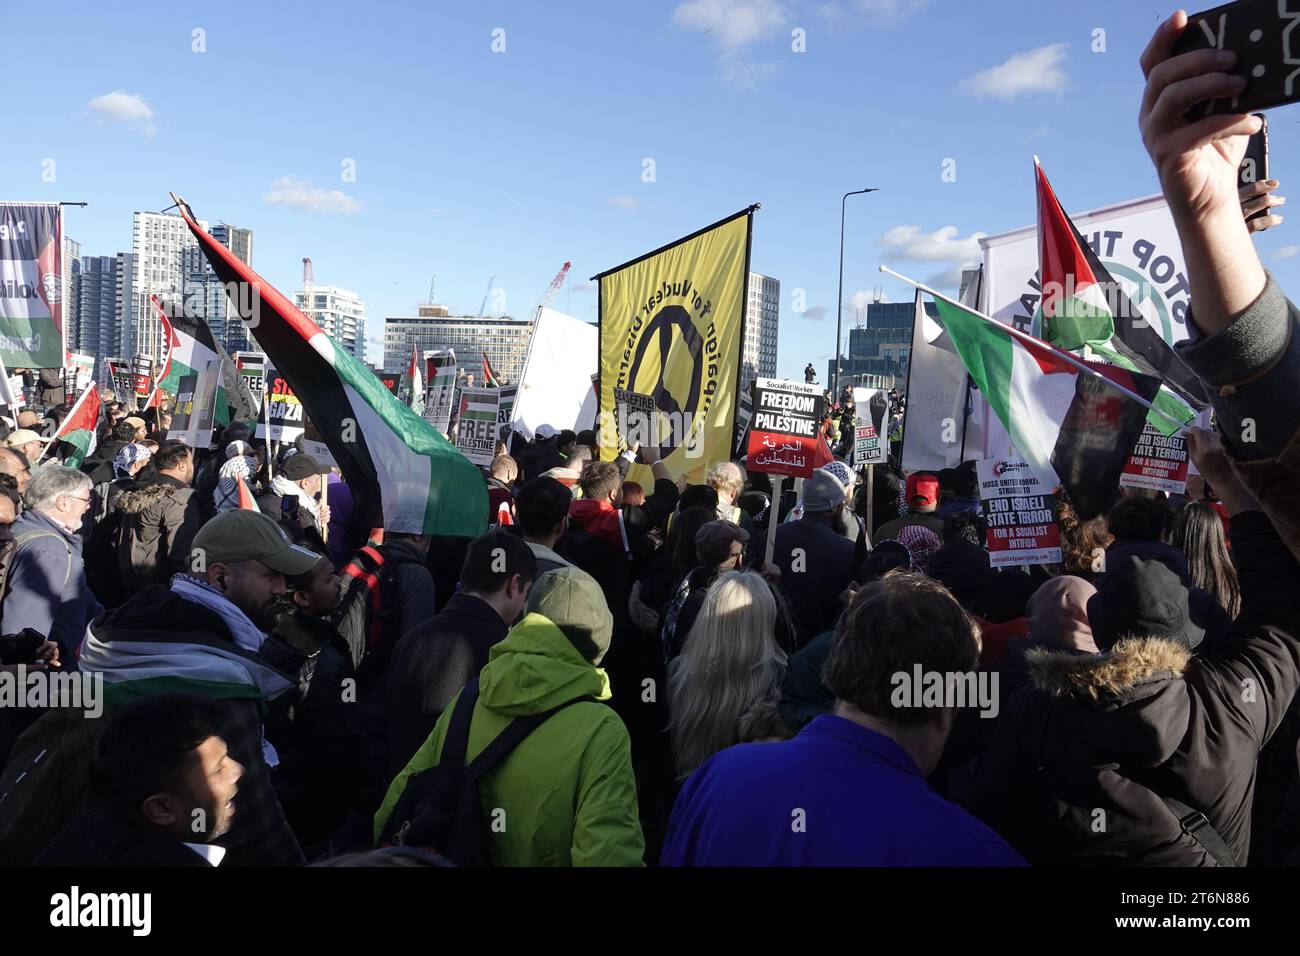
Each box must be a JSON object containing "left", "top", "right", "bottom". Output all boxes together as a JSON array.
[{"left": 0, "top": 13, "right": 1296, "bottom": 868}]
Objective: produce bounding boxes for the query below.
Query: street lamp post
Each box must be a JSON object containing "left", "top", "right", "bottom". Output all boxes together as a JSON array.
[{"left": 834, "top": 187, "right": 879, "bottom": 396}]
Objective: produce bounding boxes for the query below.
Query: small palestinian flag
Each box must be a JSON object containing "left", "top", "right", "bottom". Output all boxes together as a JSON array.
[
  {"left": 153, "top": 296, "right": 257, "bottom": 426},
  {"left": 406, "top": 344, "right": 425, "bottom": 416},
  {"left": 1035, "top": 158, "right": 1207, "bottom": 431},
  {"left": 176, "top": 194, "right": 486, "bottom": 537},
  {"left": 44, "top": 383, "right": 102, "bottom": 469},
  {"left": 235, "top": 474, "right": 258, "bottom": 511},
  {"left": 934, "top": 295, "right": 1163, "bottom": 518},
  {"left": 482, "top": 351, "right": 500, "bottom": 387}
]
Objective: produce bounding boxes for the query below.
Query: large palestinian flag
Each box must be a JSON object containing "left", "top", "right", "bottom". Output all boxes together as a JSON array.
[
  {"left": 1035, "top": 159, "right": 1207, "bottom": 433},
  {"left": 44, "top": 382, "right": 102, "bottom": 469},
  {"left": 175, "top": 194, "right": 486, "bottom": 537},
  {"left": 934, "top": 295, "right": 1162, "bottom": 518}
]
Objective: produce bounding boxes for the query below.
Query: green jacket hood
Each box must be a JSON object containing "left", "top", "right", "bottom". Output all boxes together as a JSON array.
[{"left": 479, "top": 612, "right": 611, "bottom": 716}]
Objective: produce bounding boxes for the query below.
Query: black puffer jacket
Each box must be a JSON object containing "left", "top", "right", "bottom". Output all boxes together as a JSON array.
[
  {"left": 261, "top": 609, "right": 369, "bottom": 850},
  {"left": 967, "top": 512, "right": 1300, "bottom": 865}
]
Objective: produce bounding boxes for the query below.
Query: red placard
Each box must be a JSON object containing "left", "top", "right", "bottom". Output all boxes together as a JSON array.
[{"left": 747, "top": 429, "right": 817, "bottom": 479}]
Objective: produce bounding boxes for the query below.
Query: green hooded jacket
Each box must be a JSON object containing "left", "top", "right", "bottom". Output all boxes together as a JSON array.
[{"left": 373, "top": 612, "right": 645, "bottom": 866}]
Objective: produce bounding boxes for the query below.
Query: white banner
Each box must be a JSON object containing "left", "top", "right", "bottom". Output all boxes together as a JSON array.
[
  {"left": 511, "top": 307, "right": 597, "bottom": 441},
  {"left": 982, "top": 192, "right": 1192, "bottom": 344}
]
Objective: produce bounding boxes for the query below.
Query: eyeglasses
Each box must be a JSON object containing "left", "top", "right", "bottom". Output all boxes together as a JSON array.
[{"left": 63, "top": 495, "right": 92, "bottom": 505}]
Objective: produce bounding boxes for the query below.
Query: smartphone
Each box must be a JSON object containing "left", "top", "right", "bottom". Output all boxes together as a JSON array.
[
  {"left": 1238, "top": 113, "right": 1270, "bottom": 221},
  {"left": 1173, "top": 0, "right": 1300, "bottom": 118}
]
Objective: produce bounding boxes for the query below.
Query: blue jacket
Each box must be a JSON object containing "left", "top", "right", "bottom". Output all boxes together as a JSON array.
[
  {"left": 662, "top": 714, "right": 1026, "bottom": 867},
  {"left": 1, "top": 509, "right": 102, "bottom": 667}
]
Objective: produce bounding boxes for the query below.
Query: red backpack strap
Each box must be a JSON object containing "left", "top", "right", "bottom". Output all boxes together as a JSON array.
[{"left": 342, "top": 546, "right": 389, "bottom": 650}]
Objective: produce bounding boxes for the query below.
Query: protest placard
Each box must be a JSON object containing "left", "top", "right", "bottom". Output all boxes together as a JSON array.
[
  {"left": 746, "top": 377, "right": 824, "bottom": 479},
  {"left": 256, "top": 368, "right": 306, "bottom": 442},
  {"left": 977, "top": 456, "right": 1063, "bottom": 568},
  {"left": 852, "top": 386, "right": 889, "bottom": 467},
  {"left": 613, "top": 386, "right": 658, "bottom": 450},
  {"left": 422, "top": 349, "right": 457, "bottom": 433},
  {"left": 1119, "top": 423, "right": 1189, "bottom": 495},
  {"left": 455, "top": 386, "right": 500, "bottom": 467}
]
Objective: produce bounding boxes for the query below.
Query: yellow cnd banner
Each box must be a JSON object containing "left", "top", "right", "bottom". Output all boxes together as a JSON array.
[{"left": 595, "top": 206, "right": 755, "bottom": 486}]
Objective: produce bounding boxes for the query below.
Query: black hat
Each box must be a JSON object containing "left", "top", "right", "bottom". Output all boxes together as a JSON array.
[
  {"left": 1087, "top": 556, "right": 1205, "bottom": 652},
  {"left": 282, "top": 453, "right": 329, "bottom": 481}
]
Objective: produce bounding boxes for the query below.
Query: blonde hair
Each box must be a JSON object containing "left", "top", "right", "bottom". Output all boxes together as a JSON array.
[
  {"left": 706, "top": 461, "right": 744, "bottom": 498},
  {"left": 668, "top": 570, "right": 788, "bottom": 779}
]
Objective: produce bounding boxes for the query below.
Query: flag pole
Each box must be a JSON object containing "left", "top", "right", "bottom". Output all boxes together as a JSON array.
[{"left": 879, "top": 265, "right": 1186, "bottom": 431}]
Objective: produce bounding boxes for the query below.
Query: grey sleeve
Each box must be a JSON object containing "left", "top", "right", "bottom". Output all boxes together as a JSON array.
[{"left": 1176, "top": 272, "right": 1300, "bottom": 462}]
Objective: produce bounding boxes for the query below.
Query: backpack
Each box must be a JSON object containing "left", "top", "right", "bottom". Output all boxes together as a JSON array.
[
  {"left": 333, "top": 544, "right": 412, "bottom": 684},
  {"left": 378, "top": 678, "right": 583, "bottom": 865},
  {"left": 0, "top": 707, "right": 102, "bottom": 865}
]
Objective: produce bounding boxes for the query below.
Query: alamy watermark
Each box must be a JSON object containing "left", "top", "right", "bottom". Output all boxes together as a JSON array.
[
  {"left": 890, "top": 665, "right": 999, "bottom": 719},
  {"left": 0, "top": 666, "right": 103, "bottom": 718}
]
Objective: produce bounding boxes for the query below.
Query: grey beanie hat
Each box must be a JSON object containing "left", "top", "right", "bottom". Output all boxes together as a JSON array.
[
  {"left": 525, "top": 566, "right": 614, "bottom": 664},
  {"left": 801, "top": 468, "right": 847, "bottom": 513}
]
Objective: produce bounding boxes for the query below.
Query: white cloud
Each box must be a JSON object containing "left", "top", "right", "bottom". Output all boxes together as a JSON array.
[
  {"left": 802, "top": 304, "right": 828, "bottom": 321},
  {"left": 85, "top": 90, "right": 155, "bottom": 134},
  {"left": 965, "top": 43, "right": 1070, "bottom": 100},
  {"left": 721, "top": 58, "right": 779, "bottom": 90},
  {"left": 568, "top": 279, "right": 596, "bottom": 295},
  {"left": 819, "top": 0, "right": 927, "bottom": 23},
  {"left": 263, "top": 176, "right": 362, "bottom": 215},
  {"left": 609, "top": 195, "right": 640, "bottom": 210},
  {"left": 1273, "top": 245, "right": 1300, "bottom": 260},
  {"left": 842, "top": 290, "right": 888, "bottom": 320},
  {"left": 672, "top": 0, "right": 788, "bottom": 53},
  {"left": 877, "top": 224, "right": 986, "bottom": 263},
  {"left": 926, "top": 263, "right": 978, "bottom": 289}
]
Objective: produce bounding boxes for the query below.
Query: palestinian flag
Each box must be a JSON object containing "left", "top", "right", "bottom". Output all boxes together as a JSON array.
[
  {"left": 176, "top": 194, "right": 486, "bottom": 537},
  {"left": 934, "top": 295, "right": 1163, "bottom": 518},
  {"left": 145, "top": 296, "right": 175, "bottom": 409},
  {"left": 482, "top": 351, "right": 500, "bottom": 387},
  {"left": 43, "top": 382, "right": 102, "bottom": 469},
  {"left": 152, "top": 296, "right": 257, "bottom": 426},
  {"left": 405, "top": 344, "right": 425, "bottom": 416},
  {"left": 1035, "top": 159, "right": 1208, "bottom": 431}
]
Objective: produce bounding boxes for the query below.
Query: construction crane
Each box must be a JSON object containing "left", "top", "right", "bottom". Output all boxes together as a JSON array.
[
  {"left": 536, "top": 261, "right": 571, "bottom": 315},
  {"left": 302, "top": 258, "right": 314, "bottom": 309},
  {"left": 477, "top": 273, "right": 496, "bottom": 317},
  {"left": 428, "top": 273, "right": 436, "bottom": 305}
]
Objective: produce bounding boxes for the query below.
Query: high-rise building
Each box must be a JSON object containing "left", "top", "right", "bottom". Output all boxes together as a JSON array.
[
  {"left": 209, "top": 223, "right": 254, "bottom": 353},
  {"left": 210, "top": 223, "right": 253, "bottom": 267},
  {"left": 383, "top": 308, "right": 531, "bottom": 383},
  {"left": 294, "top": 285, "right": 366, "bottom": 361},
  {"left": 828, "top": 298, "right": 935, "bottom": 387},
  {"left": 742, "top": 272, "right": 779, "bottom": 390},
  {"left": 129, "top": 211, "right": 207, "bottom": 361},
  {"left": 63, "top": 237, "right": 80, "bottom": 356},
  {"left": 76, "top": 255, "right": 129, "bottom": 365},
  {"left": 114, "top": 252, "right": 134, "bottom": 362}
]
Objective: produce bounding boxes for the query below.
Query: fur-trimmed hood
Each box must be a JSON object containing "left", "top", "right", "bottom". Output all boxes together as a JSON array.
[
  {"left": 1026, "top": 636, "right": 1190, "bottom": 701},
  {"left": 117, "top": 477, "right": 191, "bottom": 516},
  {"left": 1023, "top": 636, "right": 1193, "bottom": 768}
]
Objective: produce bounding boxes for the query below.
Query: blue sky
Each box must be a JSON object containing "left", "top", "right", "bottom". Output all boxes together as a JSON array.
[{"left": 8, "top": 0, "right": 1299, "bottom": 377}]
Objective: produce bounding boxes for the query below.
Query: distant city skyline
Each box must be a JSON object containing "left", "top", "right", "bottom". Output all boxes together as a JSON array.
[{"left": 10, "top": 2, "right": 1299, "bottom": 381}]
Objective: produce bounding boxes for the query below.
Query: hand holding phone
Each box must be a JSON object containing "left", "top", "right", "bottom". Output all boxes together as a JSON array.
[{"left": 1173, "top": 0, "right": 1300, "bottom": 117}]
